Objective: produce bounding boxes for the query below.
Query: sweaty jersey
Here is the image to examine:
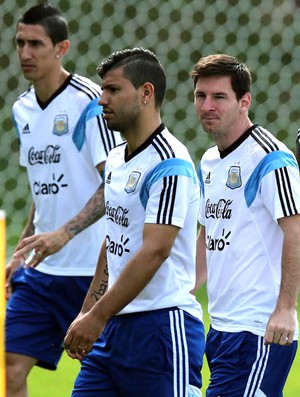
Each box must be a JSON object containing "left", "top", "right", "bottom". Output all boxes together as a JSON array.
[
  {"left": 198, "top": 124, "right": 300, "bottom": 338},
  {"left": 104, "top": 123, "right": 203, "bottom": 320},
  {"left": 13, "top": 74, "right": 122, "bottom": 276}
]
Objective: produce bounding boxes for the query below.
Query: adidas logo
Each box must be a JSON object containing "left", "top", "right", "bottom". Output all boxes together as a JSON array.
[
  {"left": 22, "top": 124, "right": 30, "bottom": 134},
  {"left": 205, "top": 172, "right": 211, "bottom": 184},
  {"left": 106, "top": 172, "right": 112, "bottom": 184}
]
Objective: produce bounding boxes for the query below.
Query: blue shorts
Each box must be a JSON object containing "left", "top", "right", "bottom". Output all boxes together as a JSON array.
[
  {"left": 72, "top": 307, "right": 205, "bottom": 397},
  {"left": 5, "top": 266, "right": 92, "bottom": 370},
  {"left": 205, "top": 327, "right": 298, "bottom": 397}
]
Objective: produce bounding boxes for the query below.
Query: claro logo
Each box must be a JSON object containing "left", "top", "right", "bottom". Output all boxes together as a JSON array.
[
  {"left": 106, "top": 235, "right": 130, "bottom": 256},
  {"left": 206, "top": 229, "right": 231, "bottom": 251},
  {"left": 33, "top": 173, "right": 67, "bottom": 195}
]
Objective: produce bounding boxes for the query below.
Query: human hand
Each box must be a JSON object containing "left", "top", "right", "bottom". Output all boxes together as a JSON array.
[
  {"left": 264, "top": 308, "right": 295, "bottom": 346},
  {"left": 64, "top": 309, "right": 106, "bottom": 361},
  {"left": 5, "top": 254, "right": 25, "bottom": 299},
  {"left": 14, "top": 228, "right": 70, "bottom": 268}
]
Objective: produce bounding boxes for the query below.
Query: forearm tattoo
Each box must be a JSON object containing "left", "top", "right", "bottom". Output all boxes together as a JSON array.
[
  {"left": 65, "top": 184, "right": 105, "bottom": 238},
  {"left": 22, "top": 223, "right": 35, "bottom": 239},
  {"left": 91, "top": 263, "right": 109, "bottom": 302}
]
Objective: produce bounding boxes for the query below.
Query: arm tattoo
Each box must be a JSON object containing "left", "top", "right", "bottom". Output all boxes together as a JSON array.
[
  {"left": 64, "top": 184, "right": 105, "bottom": 238},
  {"left": 22, "top": 223, "right": 35, "bottom": 239},
  {"left": 91, "top": 263, "right": 109, "bottom": 302}
]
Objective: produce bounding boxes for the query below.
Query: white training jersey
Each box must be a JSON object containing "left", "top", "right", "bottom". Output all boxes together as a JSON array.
[
  {"left": 13, "top": 73, "right": 122, "bottom": 276},
  {"left": 104, "top": 123, "right": 203, "bottom": 319},
  {"left": 198, "top": 124, "right": 300, "bottom": 338}
]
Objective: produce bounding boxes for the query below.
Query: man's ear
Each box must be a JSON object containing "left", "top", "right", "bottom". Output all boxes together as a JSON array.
[
  {"left": 55, "top": 39, "right": 70, "bottom": 59},
  {"left": 240, "top": 92, "right": 251, "bottom": 113},
  {"left": 141, "top": 82, "right": 154, "bottom": 104}
]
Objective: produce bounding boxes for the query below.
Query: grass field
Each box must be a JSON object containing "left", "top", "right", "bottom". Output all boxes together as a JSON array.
[{"left": 28, "top": 286, "right": 300, "bottom": 396}]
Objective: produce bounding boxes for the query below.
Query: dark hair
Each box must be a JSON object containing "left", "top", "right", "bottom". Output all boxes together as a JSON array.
[
  {"left": 190, "top": 54, "right": 252, "bottom": 100},
  {"left": 97, "top": 47, "right": 166, "bottom": 108},
  {"left": 17, "top": 3, "right": 68, "bottom": 45}
]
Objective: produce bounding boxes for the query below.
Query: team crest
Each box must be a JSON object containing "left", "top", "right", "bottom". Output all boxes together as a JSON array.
[
  {"left": 53, "top": 114, "right": 68, "bottom": 136},
  {"left": 124, "top": 171, "right": 141, "bottom": 193},
  {"left": 226, "top": 166, "right": 242, "bottom": 189}
]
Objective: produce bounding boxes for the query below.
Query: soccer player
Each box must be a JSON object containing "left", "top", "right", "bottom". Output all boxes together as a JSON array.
[
  {"left": 64, "top": 47, "right": 205, "bottom": 397},
  {"left": 5, "top": 3, "right": 122, "bottom": 397},
  {"left": 192, "top": 53, "right": 300, "bottom": 396}
]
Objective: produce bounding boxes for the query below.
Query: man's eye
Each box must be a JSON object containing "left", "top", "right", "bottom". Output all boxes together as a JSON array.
[
  {"left": 16, "top": 40, "right": 24, "bottom": 47},
  {"left": 31, "top": 41, "right": 41, "bottom": 47}
]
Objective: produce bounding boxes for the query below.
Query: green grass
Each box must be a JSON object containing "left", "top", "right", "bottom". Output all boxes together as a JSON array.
[{"left": 28, "top": 286, "right": 300, "bottom": 396}]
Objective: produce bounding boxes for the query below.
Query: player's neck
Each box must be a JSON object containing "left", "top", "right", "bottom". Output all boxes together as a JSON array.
[
  {"left": 125, "top": 113, "right": 162, "bottom": 156},
  {"left": 215, "top": 117, "right": 253, "bottom": 151},
  {"left": 34, "top": 68, "right": 70, "bottom": 103}
]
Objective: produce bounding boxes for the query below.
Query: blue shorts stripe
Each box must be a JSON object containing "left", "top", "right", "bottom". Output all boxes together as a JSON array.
[
  {"left": 170, "top": 309, "right": 189, "bottom": 397},
  {"left": 244, "top": 337, "right": 270, "bottom": 397}
]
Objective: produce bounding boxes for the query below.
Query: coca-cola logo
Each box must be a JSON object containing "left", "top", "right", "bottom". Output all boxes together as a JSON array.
[
  {"left": 205, "top": 199, "right": 232, "bottom": 219},
  {"left": 105, "top": 201, "right": 129, "bottom": 227},
  {"left": 28, "top": 145, "right": 61, "bottom": 165}
]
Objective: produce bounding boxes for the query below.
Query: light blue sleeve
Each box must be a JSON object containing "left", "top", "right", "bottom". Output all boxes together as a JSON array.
[
  {"left": 197, "top": 162, "right": 204, "bottom": 197},
  {"left": 139, "top": 158, "right": 197, "bottom": 209},
  {"left": 244, "top": 150, "right": 298, "bottom": 207},
  {"left": 72, "top": 98, "right": 103, "bottom": 151}
]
